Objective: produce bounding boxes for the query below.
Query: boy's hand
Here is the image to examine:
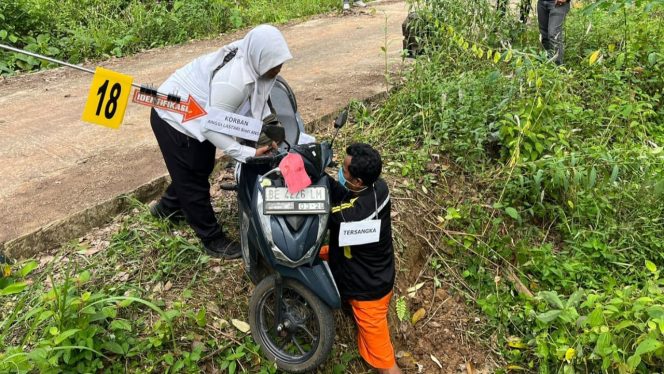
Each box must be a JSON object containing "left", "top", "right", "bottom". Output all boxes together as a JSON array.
[{"left": 255, "top": 142, "right": 277, "bottom": 156}]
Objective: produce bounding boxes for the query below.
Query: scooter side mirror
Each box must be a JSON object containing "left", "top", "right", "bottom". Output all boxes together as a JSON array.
[{"left": 334, "top": 110, "right": 348, "bottom": 129}]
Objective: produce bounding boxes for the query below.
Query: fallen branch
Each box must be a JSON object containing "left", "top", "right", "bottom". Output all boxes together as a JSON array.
[{"left": 505, "top": 269, "right": 534, "bottom": 299}]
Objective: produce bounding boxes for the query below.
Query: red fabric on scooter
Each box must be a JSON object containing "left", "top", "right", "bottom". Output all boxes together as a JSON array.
[{"left": 279, "top": 153, "right": 312, "bottom": 194}]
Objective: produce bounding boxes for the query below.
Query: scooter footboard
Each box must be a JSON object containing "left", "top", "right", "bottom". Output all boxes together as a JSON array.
[{"left": 277, "top": 262, "right": 341, "bottom": 309}]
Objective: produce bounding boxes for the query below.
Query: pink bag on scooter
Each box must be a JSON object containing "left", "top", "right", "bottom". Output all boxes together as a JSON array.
[{"left": 279, "top": 153, "right": 312, "bottom": 194}]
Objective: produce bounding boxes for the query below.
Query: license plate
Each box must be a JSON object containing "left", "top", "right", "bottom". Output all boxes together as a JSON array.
[{"left": 263, "top": 186, "right": 328, "bottom": 214}]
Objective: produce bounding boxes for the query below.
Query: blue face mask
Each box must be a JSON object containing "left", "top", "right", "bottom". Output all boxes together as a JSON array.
[
  {"left": 338, "top": 166, "right": 366, "bottom": 192},
  {"left": 338, "top": 167, "right": 349, "bottom": 190}
]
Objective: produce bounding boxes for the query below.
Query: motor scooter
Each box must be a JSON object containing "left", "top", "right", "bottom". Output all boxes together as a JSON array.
[{"left": 231, "top": 76, "right": 347, "bottom": 372}]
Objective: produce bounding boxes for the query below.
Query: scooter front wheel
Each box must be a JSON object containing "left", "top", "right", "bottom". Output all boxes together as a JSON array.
[{"left": 249, "top": 275, "right": 335, "bottom": 373}]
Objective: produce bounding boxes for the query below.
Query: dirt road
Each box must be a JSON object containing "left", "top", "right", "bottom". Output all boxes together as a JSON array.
[{"left": 0, "top": 1, "right": 408, "bottom": 248}]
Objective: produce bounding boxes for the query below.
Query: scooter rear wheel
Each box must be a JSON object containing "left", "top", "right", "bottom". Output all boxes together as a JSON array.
[{"left": 249, "top": 275, "right": 335, "bottom": 373}]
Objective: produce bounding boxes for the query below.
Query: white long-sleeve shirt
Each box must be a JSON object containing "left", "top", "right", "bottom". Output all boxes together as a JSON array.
[
  {"left": 202, "top": 57, "right": 257, "bottom": 162},
  {"left": 155, "top": 49, "right": 258, "bottom": 162}
]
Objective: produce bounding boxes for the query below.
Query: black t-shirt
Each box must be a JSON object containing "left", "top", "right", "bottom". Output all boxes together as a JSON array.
[{"left": 328, "top": 178, "right": 395, "bottom": 301}]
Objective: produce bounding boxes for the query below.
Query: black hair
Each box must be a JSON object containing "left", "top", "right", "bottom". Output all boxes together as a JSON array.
[{"left": 346, "top": 143, "right": 382, "bottom": 186}]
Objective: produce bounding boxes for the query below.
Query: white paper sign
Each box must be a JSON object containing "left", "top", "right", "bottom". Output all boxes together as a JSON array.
[
  {"left": 339, "top": 220, "right": 381, "bottom": 246},
  {"left": 298, "top": 132, "right": 316, "bottom": 145},
  {"left": 203, "top": 107, "right": 262, "bottom": 142}
]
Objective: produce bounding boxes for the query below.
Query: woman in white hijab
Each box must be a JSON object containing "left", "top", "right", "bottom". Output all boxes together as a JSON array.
[{"left": 150, "top": 25, "right": 292, "bottom": 259}]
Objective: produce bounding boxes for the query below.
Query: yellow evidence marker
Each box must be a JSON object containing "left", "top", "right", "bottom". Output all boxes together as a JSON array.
[{"left": 81, "top": 67, "right": 133, "bottom": 129}]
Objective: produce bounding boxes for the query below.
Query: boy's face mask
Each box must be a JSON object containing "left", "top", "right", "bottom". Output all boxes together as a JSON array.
[
  {"left": 337, "top": 166, "right": 349, "bottom": 189},
  {"left": 338, "top": 162, "right": 365, "bottom": 192}
]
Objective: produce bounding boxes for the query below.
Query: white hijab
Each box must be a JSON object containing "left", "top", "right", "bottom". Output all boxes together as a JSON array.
[{"left": 233, "top": 25, "right": 292, "bottom": 120}]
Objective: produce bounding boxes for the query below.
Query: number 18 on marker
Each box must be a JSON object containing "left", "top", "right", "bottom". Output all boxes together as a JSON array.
[{"left": 81, "top": 67, "right": 133, "bottom": 129}]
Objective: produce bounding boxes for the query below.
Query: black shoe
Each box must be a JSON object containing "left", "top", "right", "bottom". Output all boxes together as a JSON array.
[
  {"left": 149, "top": 201, "right": 185, "bottom": 224},
  {"left": 203, "top": 236, "right": 242, "bottom": 259}
]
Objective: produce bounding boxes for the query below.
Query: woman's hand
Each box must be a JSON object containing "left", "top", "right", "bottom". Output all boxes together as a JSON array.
[{"left": 255, "top": 141, "right": 277, "bottom": 156}]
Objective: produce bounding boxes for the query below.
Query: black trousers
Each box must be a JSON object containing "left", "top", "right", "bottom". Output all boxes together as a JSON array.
[
  {"left": 150, "top": 109, "right": 222, "bottom": 243},
  {"left": 537, "top": 0, "right": 570, "bottom": 65}
]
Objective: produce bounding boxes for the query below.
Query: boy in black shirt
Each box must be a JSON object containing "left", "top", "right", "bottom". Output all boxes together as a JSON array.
[{"left": 326, "top": 143, "right": 401, "bottom": 374}]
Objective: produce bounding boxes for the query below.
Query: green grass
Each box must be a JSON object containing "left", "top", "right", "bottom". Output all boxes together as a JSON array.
[
  {"left": 0, "top": 197, "right": 371, "bottom": 373},
  {"left": 4, "top": 0, "right": 663, "bottom": 371},
  {"left": 0, "top": 0, "right": 342, "bottom": 75},
  {"left": 347, "top": 0, "right": 664, "bottom": 372}
]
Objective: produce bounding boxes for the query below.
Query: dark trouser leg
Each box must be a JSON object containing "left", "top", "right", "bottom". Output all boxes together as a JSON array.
[
  {"left": 151, "top": 109, "right": 182, "bottom": 214},
  {"left": 150, "top": 109, "right": 223, "bottom": 242},
  {"left": 537, "top": 1, "right": 552, "bottom": 53},
  {"left": 159, "top": 183, "right": 180, "bottom": 212},
  {"left": 548, "top": 1, "right": 570, "bottom": 65}
]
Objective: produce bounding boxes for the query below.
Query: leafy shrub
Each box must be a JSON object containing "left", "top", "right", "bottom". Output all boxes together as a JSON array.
[
  {"left": 351, "top": 0, "right": 664, "bottom": 371},
  {"left": 531, "top": 263, "right": 664, "bottom": 373},
  {"left": 1, "top": 263, "right": 174, "bottom": 372},
  {"left": 0, "top": 205, "right": 276, "bottom": 373}
]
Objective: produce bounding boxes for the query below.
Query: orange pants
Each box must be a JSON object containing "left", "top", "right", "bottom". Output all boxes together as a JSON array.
[
  {"left": 319, "top": 245, "right": 396, "bottom": 369},
  {"left": 350, "top": 291, "right": 396, "bottom": 369},
  {"left": 319, "top": 244, "right": 330, "bottom": 261}
]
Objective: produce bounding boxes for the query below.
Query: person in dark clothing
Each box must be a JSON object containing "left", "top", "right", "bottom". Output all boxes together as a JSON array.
[
  {"left": 537, "top": 0, "right": 571, "bottom": 65},
  {"left": 325, "top": 143, "right": 401, "bottom": 374}
]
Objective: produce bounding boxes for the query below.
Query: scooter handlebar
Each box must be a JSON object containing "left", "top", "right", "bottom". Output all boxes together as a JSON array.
[
  {"left": 244, "top": 152, "right": 286, "bottom": 165},
  {"left": 245, "top": 141, "right": 334, "bottom": 168}
]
